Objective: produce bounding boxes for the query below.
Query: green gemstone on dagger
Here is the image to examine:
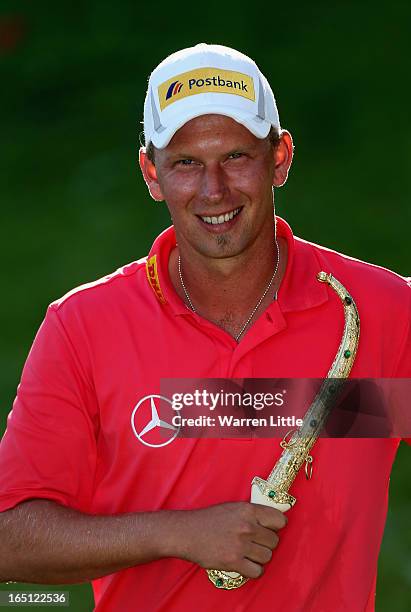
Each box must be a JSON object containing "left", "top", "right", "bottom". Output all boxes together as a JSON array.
[
  {"left": 344, "top": 350, "right": 351, "bottom": 358},
  {"left": 216, "top": 579, "right": 224, "bottom": 587},
  {"left": 268, "top": 490, "right": 275, "bottom": 498}
]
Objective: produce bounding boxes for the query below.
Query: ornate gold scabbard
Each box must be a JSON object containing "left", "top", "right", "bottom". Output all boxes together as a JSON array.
[{"left": 207, "top": 272, "right": 360, "bottom": 590}]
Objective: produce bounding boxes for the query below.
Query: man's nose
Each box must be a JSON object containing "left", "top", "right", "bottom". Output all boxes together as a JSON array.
[{"left": 200, "top": 164, "right": 227, "bottom": 205}]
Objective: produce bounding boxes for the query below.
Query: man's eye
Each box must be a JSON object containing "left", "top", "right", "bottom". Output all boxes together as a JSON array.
[
  {"left": 177, "top": 159, "right": 195, "bottom": 166},
  {"left": 228, "top": 152, "right": 244, "bottom": 160}
]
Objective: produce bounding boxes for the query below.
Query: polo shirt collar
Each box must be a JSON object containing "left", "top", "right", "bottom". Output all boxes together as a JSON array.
[
  {"left": 145, "top": 217, "right": 328, "bottom": 315},
  {"left": 276, "top": 217, "right": 329, "bottom": 312},
  {"left": 145, "top": 225, "right": 188, "bottom": 315}
]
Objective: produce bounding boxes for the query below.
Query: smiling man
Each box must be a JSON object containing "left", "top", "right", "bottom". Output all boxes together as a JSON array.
[{"left": 0, "top": 44, "right": 410, "bottom": 611}]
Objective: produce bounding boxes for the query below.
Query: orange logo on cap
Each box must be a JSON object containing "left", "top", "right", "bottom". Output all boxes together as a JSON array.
[{"left": 146, "top": 255, "right": 167, "bottom": 304}]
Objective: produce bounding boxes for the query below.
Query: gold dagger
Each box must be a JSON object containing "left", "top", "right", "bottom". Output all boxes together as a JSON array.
[{"left": 207, "top": 272, "right": 360, "bottom": 589}]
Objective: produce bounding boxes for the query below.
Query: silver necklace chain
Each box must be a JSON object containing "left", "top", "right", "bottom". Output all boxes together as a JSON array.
[{"left": 178, "top": 237, "right": 280, "bottom": 342}]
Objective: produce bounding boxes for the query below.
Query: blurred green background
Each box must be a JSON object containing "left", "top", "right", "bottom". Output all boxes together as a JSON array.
[{"left": 0, "top": 1, "right": 409, "bottom": 610}]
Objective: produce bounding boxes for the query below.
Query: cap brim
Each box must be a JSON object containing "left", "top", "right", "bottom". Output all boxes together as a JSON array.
[{"left": 150, "top": 104, "right": 272, "bottom": 149}]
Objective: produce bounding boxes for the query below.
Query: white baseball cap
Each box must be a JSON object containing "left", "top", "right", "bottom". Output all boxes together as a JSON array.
[{"left": 143, "top": 43, "right": 281, "bottom": 149}]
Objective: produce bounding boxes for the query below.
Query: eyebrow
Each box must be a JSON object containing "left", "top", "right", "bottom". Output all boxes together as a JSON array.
[{"left": 165, "top": 143, "right": 257, "bottom": 161}]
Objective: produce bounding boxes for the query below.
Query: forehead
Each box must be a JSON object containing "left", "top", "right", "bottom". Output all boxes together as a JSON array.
[{"left": 163, "top": 114, "right": 264, "bottom": 153}]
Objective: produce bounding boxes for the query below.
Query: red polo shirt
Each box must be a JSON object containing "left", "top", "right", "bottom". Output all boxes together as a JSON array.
[{"left": 0, "top": 217, "right": 410, "bottom": 611}]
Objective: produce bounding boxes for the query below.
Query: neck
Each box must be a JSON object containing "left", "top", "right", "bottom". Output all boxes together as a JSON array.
[{"left": 168, "top": 225, "right": 288, "bottom": 339}]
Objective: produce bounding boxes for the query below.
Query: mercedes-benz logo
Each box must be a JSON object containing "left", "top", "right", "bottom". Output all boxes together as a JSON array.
[{"left": 131, "top": 394, "right": 180, "bottom": 448}]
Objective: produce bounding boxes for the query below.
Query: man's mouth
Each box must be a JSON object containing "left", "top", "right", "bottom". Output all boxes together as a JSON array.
[{"left": 199, "top": 207, "right": 242, "bottom": 225}]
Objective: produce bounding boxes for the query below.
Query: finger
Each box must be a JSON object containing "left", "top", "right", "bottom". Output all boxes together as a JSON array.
[
  {"left": 254, "top": 504, "right": 288, "bottom": 530},
  {"left": 237, "top": 558, "right": 264, "bottom": 579},
  {"left": 245, "top": 542, "right": 273, "bottom": 565},
  {"left": 252, "top": 524, "right": 279, "bottom": 550}
]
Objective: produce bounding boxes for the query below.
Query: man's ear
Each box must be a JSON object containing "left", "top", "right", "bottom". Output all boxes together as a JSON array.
[
  {"left": 139, "top": 147, "right": 164, "bottom": 201},
  {"left": 272, "top": 130, "right": 294, "bottom": 188}
]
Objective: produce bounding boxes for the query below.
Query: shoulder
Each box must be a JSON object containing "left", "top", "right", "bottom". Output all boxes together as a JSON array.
[
  {"left": 294, "top": 236, "right": 410, "bottom": 376},
  {"left": 296, "top": 235, "right": 410, "bottom": 304},
  {"left": 49, "top": 257, "right": 150, "bottom": 316}
]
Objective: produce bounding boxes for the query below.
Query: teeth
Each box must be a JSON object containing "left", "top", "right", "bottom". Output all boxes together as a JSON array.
[{"left": 201, "top": 207, "right": 241, "bottom": 225}]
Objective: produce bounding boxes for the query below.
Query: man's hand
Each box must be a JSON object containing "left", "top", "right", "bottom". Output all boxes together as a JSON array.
[{"left": 174, "top": 502, "right": 287, "bottom": 579}]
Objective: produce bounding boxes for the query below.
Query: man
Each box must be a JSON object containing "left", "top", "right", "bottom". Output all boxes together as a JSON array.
[{"left": 0, "top": 43, "right": 409, "bottom": 611}]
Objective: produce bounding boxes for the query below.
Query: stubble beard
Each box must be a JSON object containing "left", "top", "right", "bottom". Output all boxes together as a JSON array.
[
  {"left": 216, "top": 234, "right": 230, "bottom": 249},
  {"left": 196, "top": 233, "right": 233, "bottom": 259}
]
